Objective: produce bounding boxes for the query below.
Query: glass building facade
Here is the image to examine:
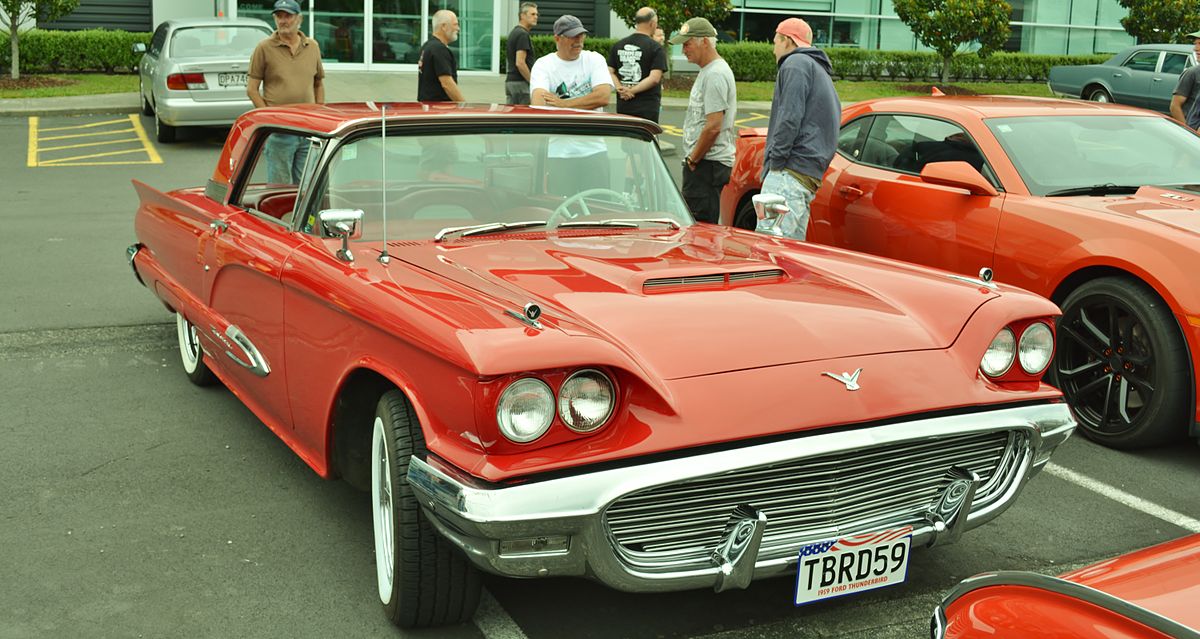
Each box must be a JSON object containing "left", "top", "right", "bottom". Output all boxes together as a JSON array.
[
  {"left": 234, "top": 0, "right": 498, "bottom": 70},
  {"left": 717, "top": 0, "right": 1135, "bottom": 55}
]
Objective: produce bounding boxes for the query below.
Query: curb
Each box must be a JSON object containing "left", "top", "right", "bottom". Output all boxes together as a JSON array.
[
  {"left": 0, "top": 92, "right": 140, "bottom": 118},
  {"left": 1, "top": 104, "right": 140, "bottom": 117}
]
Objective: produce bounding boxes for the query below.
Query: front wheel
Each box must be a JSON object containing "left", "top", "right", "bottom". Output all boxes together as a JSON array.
[
  {"left": 372, "top": 390, "right": 481, "bottom": 628},
  {"left": 733, "top": 197, "right": 758, "bottom": 231},
  {"left": 1052, "top": 277, "right": 1190, "bottom": 448},
  {"left": 176, "top": 313, "right": 216, "bottom": 386}
]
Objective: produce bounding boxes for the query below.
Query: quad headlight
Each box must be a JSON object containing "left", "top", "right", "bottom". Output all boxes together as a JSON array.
[
  {"left": 980, "top": 327, "right": 1016, "bottom": 377},
  {"left": 558, "top": 369, "right": 615, "bottom": 433},
  {"left": 1018, "top": 322, "right": 1054, "bottom": 375},
  {"left": 496, "top": 378, "right": 555, "bottom": 443}
]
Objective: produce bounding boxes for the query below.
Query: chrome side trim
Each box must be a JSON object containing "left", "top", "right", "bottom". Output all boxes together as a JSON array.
[
  {"left": 408, "top": 403, "right": 1074, "bottom": 593},
  {"left": 223, "top": 325, "right": 271, "bottom": 377},
  {"left": 931, "top": 571, "right": 1200, "bottom": 639}
]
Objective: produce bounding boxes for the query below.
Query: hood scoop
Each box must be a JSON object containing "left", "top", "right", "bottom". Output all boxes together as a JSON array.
[{"left": 643, "top": 268, "right": 786, "bottom": 294}]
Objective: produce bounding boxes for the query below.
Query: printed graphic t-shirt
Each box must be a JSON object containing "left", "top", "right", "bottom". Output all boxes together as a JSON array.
[
  {"left": 606, "top": 33, "right": 667, "bottom": 119},
  {"left": 530, "top": 51, "right": 613, "bottom": 157}
]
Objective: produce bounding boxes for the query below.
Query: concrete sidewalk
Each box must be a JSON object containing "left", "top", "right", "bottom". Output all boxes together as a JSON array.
[{"left": 0, "top": 70, "right": 772, "bottom": 117}]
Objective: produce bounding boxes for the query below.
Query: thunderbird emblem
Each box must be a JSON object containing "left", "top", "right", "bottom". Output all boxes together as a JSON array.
[{"left": 822, "top": 368, "right": 863, "bottom": 391}]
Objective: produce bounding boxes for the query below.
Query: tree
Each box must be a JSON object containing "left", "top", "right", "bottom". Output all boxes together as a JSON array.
[
  {"left": 608, "top": 0, "right": 731, "bottom": 44},
  {"left": 1117, "top": 0, "right": 1200, "bottom": 44},
  {"left": 0, "top": 0, "right": 78, "bottom": 80},
  {"left": 894, "top": 0, "right": 1011, "bottom": 83}
]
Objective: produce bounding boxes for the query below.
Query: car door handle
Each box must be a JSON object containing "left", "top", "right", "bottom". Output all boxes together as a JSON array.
[
  {"left": 838, "top": 185, "right": 864, "bottom": 200},
  {"left": 1153, "top": 77, "right": 1163, "bottom": 82}
]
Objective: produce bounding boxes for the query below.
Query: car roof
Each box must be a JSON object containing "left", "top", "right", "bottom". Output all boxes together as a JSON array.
[
  {"left": 164, "top": 17, "right": 272, "bottom": 30},
  {"left": 853, "top": 95, "right": 1164, "bottom": 120}
]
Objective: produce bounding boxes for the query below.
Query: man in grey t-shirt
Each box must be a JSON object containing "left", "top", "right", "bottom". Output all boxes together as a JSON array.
[
  {"left": 1171, "top": 31, "right": 1200, "bottom": 130},
  {"left": 673, "top": 17, "right": 737, "bottom": 224}
]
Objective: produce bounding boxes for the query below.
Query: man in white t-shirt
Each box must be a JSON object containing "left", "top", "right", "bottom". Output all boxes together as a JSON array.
[{"left": 530, "top": 15, "right": 614, "bottom": 196}]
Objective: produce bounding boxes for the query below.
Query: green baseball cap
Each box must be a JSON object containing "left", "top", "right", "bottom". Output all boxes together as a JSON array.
[{"left": 669, "top": 17, "right": 718, "bottom": 44}]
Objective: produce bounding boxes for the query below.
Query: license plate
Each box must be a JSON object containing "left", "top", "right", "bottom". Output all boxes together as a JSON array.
[
  {"left": 794, "top": 527, "right": 911, "bottom": 605},
  {"left": 218, "top": 72, "right": 247, "bottom": 87}
]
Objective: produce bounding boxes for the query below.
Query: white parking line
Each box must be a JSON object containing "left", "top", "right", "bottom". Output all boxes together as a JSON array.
[
  {"left": 474, "top": 589, "right": 529, "bottom": 639},
  {"left": 1045, "top": 463, "right": 1200, "bottom": 533}
]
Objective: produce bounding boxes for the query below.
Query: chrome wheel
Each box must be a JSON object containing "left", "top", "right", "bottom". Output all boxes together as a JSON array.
[
  {"left": 371, "top": 415, "right": 395, "bottom": 605},
  {"left": 175, "top": 313, "right": 216, "bottom": 386}
]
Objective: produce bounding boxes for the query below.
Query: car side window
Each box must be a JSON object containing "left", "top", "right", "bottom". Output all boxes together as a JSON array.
[
  {"left": 1122, "top": 51, "right": 1160, "bottom": 72},
  {"left": 235, "top": 131, "right": 316, "bottom": 224},
  {"left": 1161, "top": 53, "right": 1188, "bottom": 75},
  {"left": 836, "top": 117, "right": 870, "bottom": 161},
  {"left": 149, "top": 24, "right": 168, "bottom": 56},
  {"left": 867, "top": 115, "right": 987, "bottom": 176}
]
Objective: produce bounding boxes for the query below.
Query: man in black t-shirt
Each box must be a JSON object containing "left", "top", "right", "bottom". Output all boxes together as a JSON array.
[
  {"left": 418, "top": 10, "right": 464, "bottom": 102},
  {"left": 505, "top": 2, "right": 539, "bottom": 104},
  {"left": 607, "top": 7, "right": 668, "bottom": 122}
]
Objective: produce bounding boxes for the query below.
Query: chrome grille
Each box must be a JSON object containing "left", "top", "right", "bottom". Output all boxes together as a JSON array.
[
  {"left": 728, "top": 269, "right": 784, "bottom": 283},
  {"left": 643, "top": 269, "right": 785, "bottom": 293},
  {"left": 604, "top": 430, "right": 1026, "bottom": 572}
]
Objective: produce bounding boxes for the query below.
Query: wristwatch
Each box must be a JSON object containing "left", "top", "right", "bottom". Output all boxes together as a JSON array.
[{"left": 685, "top": 156, "right": 698, "bottom": 169}]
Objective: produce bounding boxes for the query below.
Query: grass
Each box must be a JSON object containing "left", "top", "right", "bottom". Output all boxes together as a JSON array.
[
  {"left": 663, "top": 79, "right": 1056, "bottom": 102},
  {"left": 0, "top": 73, "right": 139, "bottom": 99}
]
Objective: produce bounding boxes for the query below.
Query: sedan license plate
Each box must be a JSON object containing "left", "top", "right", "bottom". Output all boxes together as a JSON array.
[
  {"left": 218, "top": 72, "right": 247, "bottom": 87},
  {"left": 794, "top": 527, "right": 911, "bottom": 605}
]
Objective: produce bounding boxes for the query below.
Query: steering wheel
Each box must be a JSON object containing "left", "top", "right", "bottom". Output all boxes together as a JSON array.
[{"left": 548, "top": 188, "right": 628, "bottom": 227}]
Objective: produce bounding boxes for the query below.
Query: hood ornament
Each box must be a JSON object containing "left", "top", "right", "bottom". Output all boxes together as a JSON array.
[
  {"left": 822, "top": 368, "right": 862, "bottom": 391},
  {"left": 504, "top": 302, "right": 544, "bottom": 330}
]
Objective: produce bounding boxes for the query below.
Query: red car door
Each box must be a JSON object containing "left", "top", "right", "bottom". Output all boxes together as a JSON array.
[{"left": 815, "top": 114, "right": 1004, "bottom": 277}]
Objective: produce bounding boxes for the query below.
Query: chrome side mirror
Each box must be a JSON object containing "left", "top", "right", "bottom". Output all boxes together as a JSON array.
[
  {"left": 318, "top": 209, "right": 364, "bottom": 262},
  {"left": 752, "top": 193, "right": 789, "bottom": 220},
  {"left": 132, "top": 42, "right": 147, "bottom": 55}
]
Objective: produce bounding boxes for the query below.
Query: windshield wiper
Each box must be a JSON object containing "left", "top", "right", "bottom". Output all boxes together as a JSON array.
[
  {"left": 1044, "top": 184, "right": 1141, "bottom": 197},
  {"left": 434, "top": 220, "right": 547, "bottom": 242},
  {"left": 556, "top": 218, "right": 682, "bottom": 230}
]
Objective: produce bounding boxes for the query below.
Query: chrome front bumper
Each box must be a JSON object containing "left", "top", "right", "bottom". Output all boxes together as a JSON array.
[{"left": 408, "top": 403, "right": 1075, "bottom": 593}]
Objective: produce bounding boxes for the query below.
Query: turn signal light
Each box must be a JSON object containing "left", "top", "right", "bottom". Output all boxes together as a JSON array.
[{"left": 166, "top": 73, "right": 208, "bottom": 90}]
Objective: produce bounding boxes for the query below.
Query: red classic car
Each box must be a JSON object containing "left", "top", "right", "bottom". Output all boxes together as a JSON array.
[
  {"left": 128, "top": 103, "right": 1075, "bottom": 628},
  {"left": 723, "top": 97, "right": 1200, "bottom": 450},
  {"left": 933, "top": 534, "right": 1200, "bottom": 638}
]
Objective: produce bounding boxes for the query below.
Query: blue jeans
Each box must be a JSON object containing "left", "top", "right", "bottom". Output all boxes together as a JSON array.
[
  {"left": 756, "top": 170, "right": 815, "bottom": 240},
  {"left": 265, "top": 134, "right": 310, "bottom": 185}
]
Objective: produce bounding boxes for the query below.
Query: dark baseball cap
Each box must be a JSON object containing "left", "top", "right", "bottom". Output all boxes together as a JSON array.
[
  {"left": 554, "top": 15, "right": 587, "bottom": 37},
  {"left": 669, "top": 17, "right": 718, "bottom": 44},
  {"left": 273, "top": 0, "right": 301, "bottom": 14}
]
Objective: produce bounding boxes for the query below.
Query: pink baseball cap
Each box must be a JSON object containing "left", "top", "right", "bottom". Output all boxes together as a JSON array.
[{"left": 776, "top": 18, "right": 812, "bottom": 47}]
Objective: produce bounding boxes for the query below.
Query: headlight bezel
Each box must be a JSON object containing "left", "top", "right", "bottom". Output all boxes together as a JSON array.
[{"left": 558, "top": 368, "right": 616, "bottom": 433}]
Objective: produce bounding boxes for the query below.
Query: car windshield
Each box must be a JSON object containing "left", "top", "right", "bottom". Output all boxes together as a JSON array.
[
  {"left": 309, "top": 129, "right": 693, "bottom": 241},
  {"left": 170, "top": 26, "right": 269, "bottom": 58},
  {"left": 985, "top": 115, "right": 1200, "bottom": 196}
]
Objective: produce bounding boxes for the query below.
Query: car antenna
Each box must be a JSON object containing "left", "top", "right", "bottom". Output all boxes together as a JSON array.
[{"left": 378, "top": 103, "right": 391, "bottom": 265}]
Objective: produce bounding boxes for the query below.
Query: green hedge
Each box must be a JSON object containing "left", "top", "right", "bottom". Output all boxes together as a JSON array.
[
  {"left": 502, "top": 34, "right": 1108, "bottom": 83},
  {"left": 500, "top": 35, "right": 618, "bottom": 73},
  {"left": 0, "top": 29, "right": 150, "bottom": 74}
]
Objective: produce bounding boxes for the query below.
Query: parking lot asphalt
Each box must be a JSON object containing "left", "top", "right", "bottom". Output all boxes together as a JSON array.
[{"left": 2, "top": 109, "right": 1199, "bottom": 638}]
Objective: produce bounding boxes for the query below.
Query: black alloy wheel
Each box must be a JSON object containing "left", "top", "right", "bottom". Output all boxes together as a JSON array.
[{"left": 1053, "top": 277, "right": 1189, "bottom": 448}]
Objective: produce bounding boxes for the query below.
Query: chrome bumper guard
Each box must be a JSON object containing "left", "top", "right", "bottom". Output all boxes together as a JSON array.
[
  {"left": 408, "top": 403, "right": 1074, "bottom": 593},
  {"left": 126, "top": 244, "right": 145, "bottom": 287}
]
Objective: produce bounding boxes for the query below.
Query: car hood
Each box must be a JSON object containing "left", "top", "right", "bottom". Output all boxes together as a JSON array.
[
  {"left": 1060, "top": 533, "right": 1200, "bottom": 628},
  {"left": 1053, "top": 186, "right": 1200, "bottom": 235},
  {"left": 391, "top": 227, "right": 998, "bottom": 379}
]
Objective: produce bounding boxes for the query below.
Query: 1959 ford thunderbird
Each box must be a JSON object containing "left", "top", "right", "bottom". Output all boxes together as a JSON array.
[{"left": 127, "top": 103, "right": 1075, "bottom": 628}]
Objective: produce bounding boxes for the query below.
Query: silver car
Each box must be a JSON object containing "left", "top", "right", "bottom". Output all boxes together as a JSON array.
[
  {"left": 1048, "top": 44, "right": 1194, "bottom": 113},
  {"left": 134, "top": 18, "right": 273, "bottom": 143}
]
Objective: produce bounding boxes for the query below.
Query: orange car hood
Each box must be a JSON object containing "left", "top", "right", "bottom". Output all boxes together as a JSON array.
[
  {"left": 1060, "top": 533, "right": 1200, "bottom": 626},
  {"left": 1055, "top": 186, "right": 1200, "bottom": 235},
  {"left": 394, "top": 227, "right": 998, "bottom": 379}
]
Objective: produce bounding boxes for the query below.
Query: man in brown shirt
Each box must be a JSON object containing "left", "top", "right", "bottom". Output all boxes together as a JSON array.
[{"left": 247, "top": 0, "right": 325, "bottom": 183}]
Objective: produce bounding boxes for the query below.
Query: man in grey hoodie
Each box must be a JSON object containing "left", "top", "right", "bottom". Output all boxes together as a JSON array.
[{"left": 757, "top": 18, "right": 840, "bottom": 240}]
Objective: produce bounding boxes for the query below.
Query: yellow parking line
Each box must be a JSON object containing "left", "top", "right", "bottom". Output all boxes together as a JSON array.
[
  {"left": 40, "top": 127, "right": 136, "bottom": 142},
  {"left": 128, "top": 114, "right": 163, "bottom": 164},
  {"left": 27, "top": 117, "right": 38, "bottom": 167},
  {"left": 41, "top": 137, "right": 145, "bottom": 153},
  {"left": 38, "top": 118, "right": 129, "bottom": 132},
  {"left": 39, "top": 148, "right": 148, "bottom": 165}
]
